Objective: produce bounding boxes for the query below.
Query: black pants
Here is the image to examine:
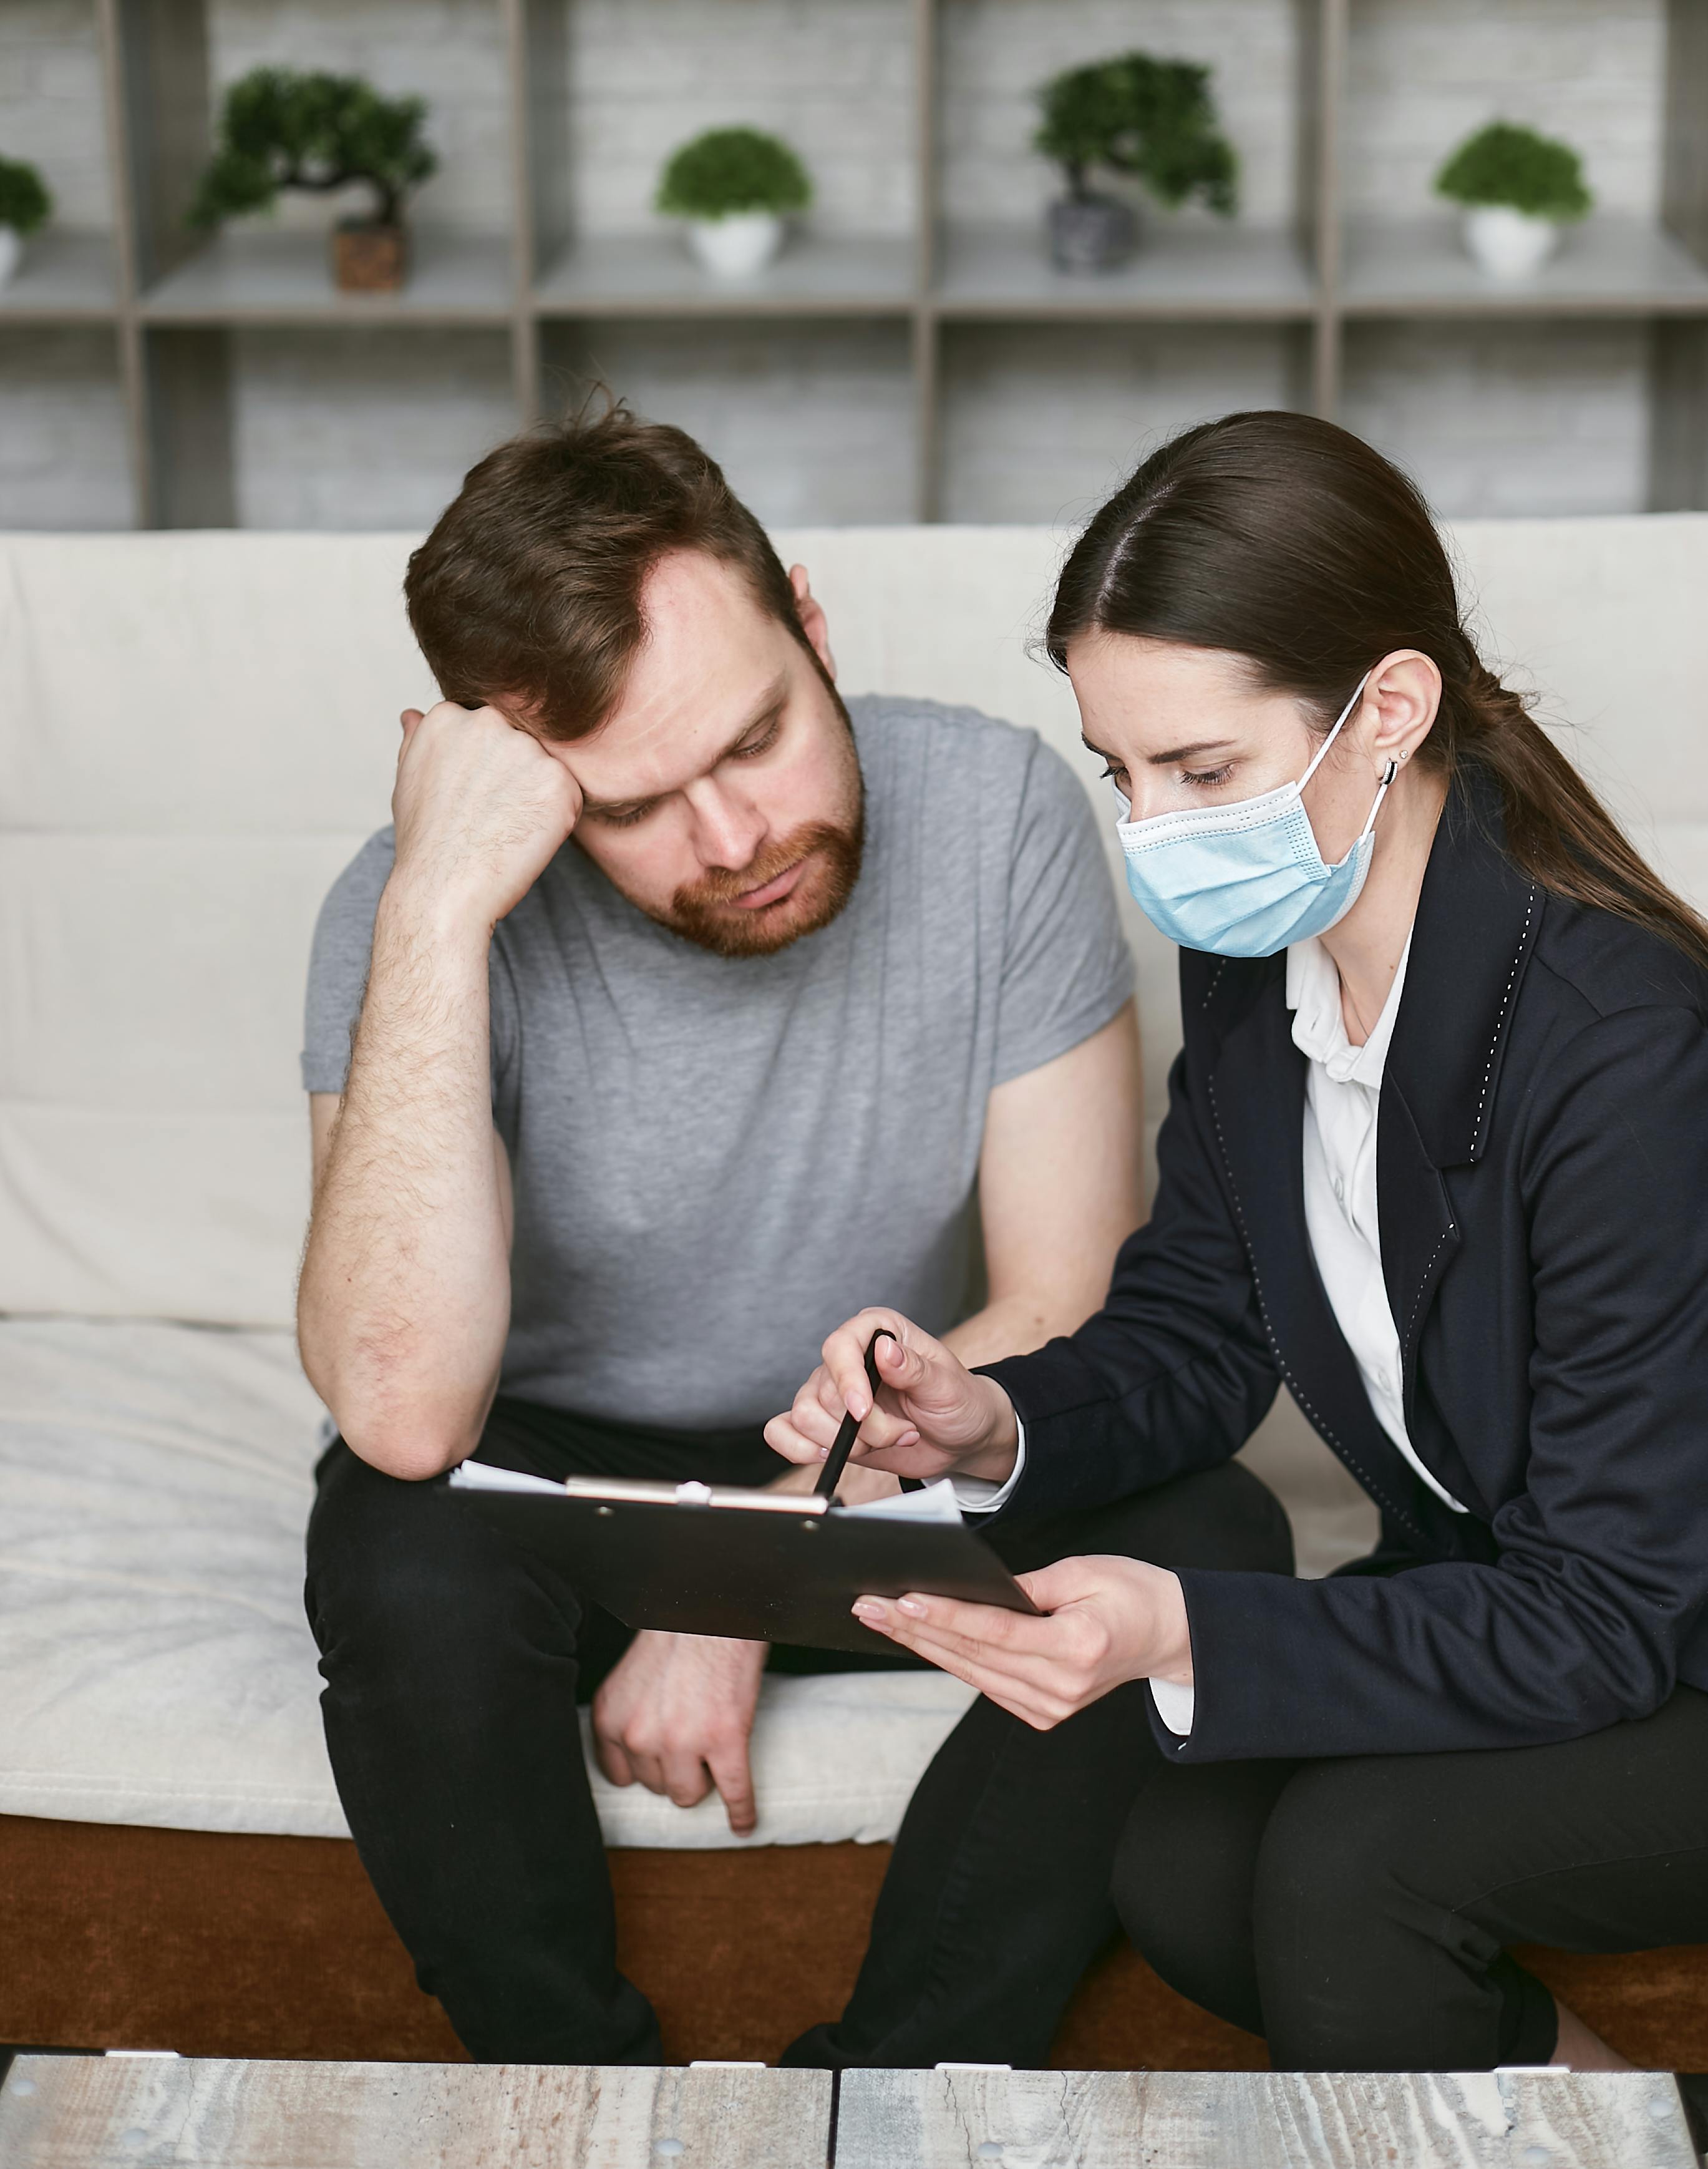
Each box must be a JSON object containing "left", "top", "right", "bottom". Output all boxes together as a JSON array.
[
  {"left": 1111, "top": 1687, "right": 1708, "bottom": 2070},
  {"left": 304, "top": 1396, "right": 1292, "bottom": 2065}
]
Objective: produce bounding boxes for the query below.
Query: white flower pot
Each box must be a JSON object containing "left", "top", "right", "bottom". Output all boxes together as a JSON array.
[
  {"left": 1462, "top": 205, "right": 1561, "bottom": 281},
  {"left": 685, "top": 211, "right": 784, "bottom": 280},
  {"left": 0, "top": 227, "right": 22, "bottom": 291}
]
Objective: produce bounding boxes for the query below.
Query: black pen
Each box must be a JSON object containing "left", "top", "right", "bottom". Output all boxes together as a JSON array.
[{"left": 815, "top": 1328, "right": 896, "bottom": 1503}]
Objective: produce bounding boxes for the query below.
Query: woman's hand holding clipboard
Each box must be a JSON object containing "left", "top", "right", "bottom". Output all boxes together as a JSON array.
[{"left": 767, "top": 1307, "right": 1196, "bottom": 1733}]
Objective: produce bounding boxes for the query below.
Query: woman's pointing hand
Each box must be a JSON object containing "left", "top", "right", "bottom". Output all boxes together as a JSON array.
[{"left": 764, "top": 1308, "right": 1022, "bottom": 1487}]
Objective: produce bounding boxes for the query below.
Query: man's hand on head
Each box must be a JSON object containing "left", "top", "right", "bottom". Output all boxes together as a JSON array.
[
  {"left": 389, "top": 699, "right": 583, "bottom": 931},
  {"left": 591, "top": 1630, "right": 769, "bottom": 1837}
]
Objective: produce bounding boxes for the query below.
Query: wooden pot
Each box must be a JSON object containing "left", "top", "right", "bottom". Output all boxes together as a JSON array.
[{"left": 331, "top": 220, "right": 409, "bottom": 294}]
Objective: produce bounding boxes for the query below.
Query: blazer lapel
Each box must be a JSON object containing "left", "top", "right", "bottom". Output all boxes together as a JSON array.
[
  {"left": 1203, "top": 962, "right": 1438, "bottom": 1549},
  {"left": 1380, "top": 767, "right": 1543, "bottom": 1495},
  {"left": 1376, "top": 1076, "right": 1461, "bottom": 1426},
  {"left": 1384, "top": 766, "right": 1544, "bottom": 1172}
]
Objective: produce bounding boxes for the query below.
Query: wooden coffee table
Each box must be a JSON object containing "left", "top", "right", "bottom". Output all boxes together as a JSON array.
[
  {"left": 838, "top": 2066, "right": 1701, "bottom": 2168},
  {"left": 0, "top": 2054, "right": 1696, "bottom": 2167}
]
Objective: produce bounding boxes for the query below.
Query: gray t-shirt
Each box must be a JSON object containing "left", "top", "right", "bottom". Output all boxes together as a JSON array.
[{"left": 303, "top": 695, "right": 1132, "bottom": 1428}]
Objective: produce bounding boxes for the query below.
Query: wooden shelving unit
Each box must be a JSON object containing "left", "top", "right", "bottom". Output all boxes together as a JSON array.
[{"left": 6, "top": 0, "right": 1708, "bottom": 526}]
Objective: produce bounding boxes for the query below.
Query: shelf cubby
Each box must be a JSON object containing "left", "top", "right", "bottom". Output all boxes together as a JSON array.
[
  {"left": 540, "top": 313, "right": 920, "bottom": 526},
  {"left": 0, "top": 322, "right": 133, "bottom": 529},
  {"left": 227, "top": 322, "right": 518, "bottom": 529},
  {"left": 1339, "top": 315, "right": 1659, "bottom": 519},
  {"left": 0, "top": 0, "right": 1702, "bottom": 526},
  {"left": 938, "top": 318, "right": 1314, "bottom": 524},
  {"left": 0, "top": 231, "right": 120, "bottom": 322}
]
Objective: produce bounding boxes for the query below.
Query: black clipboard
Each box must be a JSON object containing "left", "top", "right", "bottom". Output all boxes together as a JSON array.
[{"left": 451, "top": 1474, "right": 1043, "bottom": 1656}]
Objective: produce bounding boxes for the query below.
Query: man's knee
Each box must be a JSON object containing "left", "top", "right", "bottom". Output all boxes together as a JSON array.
[{"left": 305, "top": 1441, "right": 560, "bottom": 1674}]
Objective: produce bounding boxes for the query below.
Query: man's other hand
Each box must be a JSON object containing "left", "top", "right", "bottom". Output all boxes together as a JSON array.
[
  {"left": 592, "top": 1630, "right": 769, "bottom": 1836},
  {"left": 391, "top": 700, "right": 582, "bottom": 929}
]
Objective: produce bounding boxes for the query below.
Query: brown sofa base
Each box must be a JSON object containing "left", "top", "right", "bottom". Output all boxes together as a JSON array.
[{"left": 3, "top": 1816, "right": 1706, "bottom": 2072}]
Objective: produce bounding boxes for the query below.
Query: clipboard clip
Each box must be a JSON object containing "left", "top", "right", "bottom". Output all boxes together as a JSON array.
[{"left": 815, "top": 1328, "right": 896, "bottom": 1504}]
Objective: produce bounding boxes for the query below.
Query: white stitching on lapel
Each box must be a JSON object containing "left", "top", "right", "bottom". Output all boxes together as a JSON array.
[
  {"left": 1471, "top": 888, "right": 1536, "bottom": 1157},
  {"left": 1402, "top": 1226, "right": 1457, "bottom": 1358}
]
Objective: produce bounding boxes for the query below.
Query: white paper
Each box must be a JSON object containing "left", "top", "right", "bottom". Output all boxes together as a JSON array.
[
  {"left": 447, "top": 1461, "right": 565, "bottom": 1497},
  {"left": 447, "top": 1461, "right": 964, "bottom": 1525},
  {"left": 841, "top": 1479, "right": 964, "bottom": 1525}
]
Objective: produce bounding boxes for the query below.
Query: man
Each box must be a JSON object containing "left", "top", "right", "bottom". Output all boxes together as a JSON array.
[{"left": 298, "top": 404, "right": 1289, "bottom": 2068}]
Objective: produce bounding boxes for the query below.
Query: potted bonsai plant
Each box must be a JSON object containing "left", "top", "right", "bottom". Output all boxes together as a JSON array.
[
  {"left": 0, "top": 154, "right": 52, "bottom": 292},
  {"left": 1435, "top": 120, "right": 1592, "bottom": 281},
  {"left": 656, "top": 125, "right": 812, "bottom": 280},
  {"left": 188, "top": 67, "right": 437, "bottom": 295},
  {"left": 1034, "top": 52, "right": 1238, "bottom": 272}
]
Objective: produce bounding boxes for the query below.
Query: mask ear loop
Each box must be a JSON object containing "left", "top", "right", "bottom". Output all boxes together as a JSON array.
[
  {"left": 1358, "top": 758, "right": 1401, "bottom": 840},
  {"left": 1299, "top": 670, "right": 1374, "bottom": 790}
]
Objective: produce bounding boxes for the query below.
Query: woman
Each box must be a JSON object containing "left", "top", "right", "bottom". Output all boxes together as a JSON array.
[{"left": 767, "top": 412, "right": 1708, "bottom": 2072}]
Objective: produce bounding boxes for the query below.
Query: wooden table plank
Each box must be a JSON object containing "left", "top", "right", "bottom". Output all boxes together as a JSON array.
[
  {"left": 0, "top": 2057, "right": 832, "bottom": 2169},
  {"left": 835, "top": 2069, "right": 1697, "bottom": 2169}
]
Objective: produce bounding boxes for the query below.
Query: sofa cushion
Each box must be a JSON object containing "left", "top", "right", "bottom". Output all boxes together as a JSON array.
[{"left": 0, "top": 1315, "right": 977, "bottom": 1849}]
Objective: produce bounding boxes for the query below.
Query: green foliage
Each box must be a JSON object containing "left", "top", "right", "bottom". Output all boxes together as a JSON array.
[
  {"left": 1034, "top": 52, "right": 1237, "bottom": 215},
  {"left": 0, "top": 154, "right": 52, "bottom": 237},
  {"left": 188, "top": 68, "right": 437, "bottom": 232},
  {"left": 656, "top": 127, "right": 812, "bottom": 220},
  {"left": 1435, "top": 122, "right": 1592, "bottom": 222}
]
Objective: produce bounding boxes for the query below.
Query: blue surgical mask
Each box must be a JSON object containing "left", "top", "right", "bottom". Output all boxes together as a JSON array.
[{"left": 1114, "top": 675, "right": 1396, "bottom": 958}]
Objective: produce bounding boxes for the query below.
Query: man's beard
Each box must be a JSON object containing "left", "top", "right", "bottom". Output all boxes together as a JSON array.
[
  {"left": 647, "top": 696, "right": 865, "bottom": 958},
  {"left": 657, "top": 806, "right": 865, "bottom": 957}
]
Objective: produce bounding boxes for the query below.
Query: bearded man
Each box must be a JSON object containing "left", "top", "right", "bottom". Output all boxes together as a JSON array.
[{"left": 296, "top": 405, "right": 1290, "bottom": 2068}]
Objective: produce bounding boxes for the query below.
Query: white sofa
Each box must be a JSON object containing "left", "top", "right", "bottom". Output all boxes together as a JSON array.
[{"left": 2, "top": 517, "right": 1707, "bottom": 1864}]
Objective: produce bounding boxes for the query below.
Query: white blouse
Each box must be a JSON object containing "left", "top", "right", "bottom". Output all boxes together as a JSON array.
[{"left": 1288, "top": 932, "right": 1467, "bottom": 1518}]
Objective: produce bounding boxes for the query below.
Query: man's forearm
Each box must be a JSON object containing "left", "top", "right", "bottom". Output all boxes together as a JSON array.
[
  {"left": 298, "top": 880, "right": 510, "bottom": 1476},
  {"left": 943, "top": 1290, "right": 1077, "bottom": 1372}
]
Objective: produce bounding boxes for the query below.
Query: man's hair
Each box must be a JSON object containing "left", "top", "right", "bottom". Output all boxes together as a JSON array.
[{"left": 405, "top": 401, "right": 814, "bottom": 741}]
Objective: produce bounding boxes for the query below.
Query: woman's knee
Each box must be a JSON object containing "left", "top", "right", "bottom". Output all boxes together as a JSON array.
[
  {"left": 1251, "top": 1760, "right": 1493, "bottom": 2068},
  {"left": 1112, "top": 1761, "right": 1288, "bottom": 2037},
  {"left": 1254, "top": 1759, "right": 1432, "bottom": 1934},
  {"left": 1105, "top": 1459, "right": 1296, "bottom": 1578}
]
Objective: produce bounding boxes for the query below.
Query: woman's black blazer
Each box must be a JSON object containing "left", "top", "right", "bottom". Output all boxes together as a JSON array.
[{"left": 983, "top": 765, "right": 1708, "bottom": 1762}]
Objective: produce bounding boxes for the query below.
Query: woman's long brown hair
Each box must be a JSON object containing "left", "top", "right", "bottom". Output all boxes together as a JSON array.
[{"left": 1046, "top": 411, "right": 1708, "bottom": 972}]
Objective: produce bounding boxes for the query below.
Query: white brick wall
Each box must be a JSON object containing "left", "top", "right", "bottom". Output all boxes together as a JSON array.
[
  {"left": 231, "top": 327, "right": 516, "bottom": 527},
  {"left": 0, "top": 327, "right": 132, "bottom": 529},
  {"left": 208, "top": 0, "right": 513, "bottom": 235},
  {"left": 941, "top": 321, "right": 1304, "bottom": 524},
  {"left": 1341, "top": 320, "right": 1652, "bottom": 517},
  {"left": 548, "top": 319, "right": 918, "bottom": 525},
  {"left": 0, "top": 0, "right": 112, "bottom": 229},
  {"left": 1345, "top": 0, "right": 1666, "bottom": 223},
  {"left": 941, "top": 0, "right": 1301, "bottom": 231},
  {"left": 566, "top": 0, "right": 916, "bottom": 241}
]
